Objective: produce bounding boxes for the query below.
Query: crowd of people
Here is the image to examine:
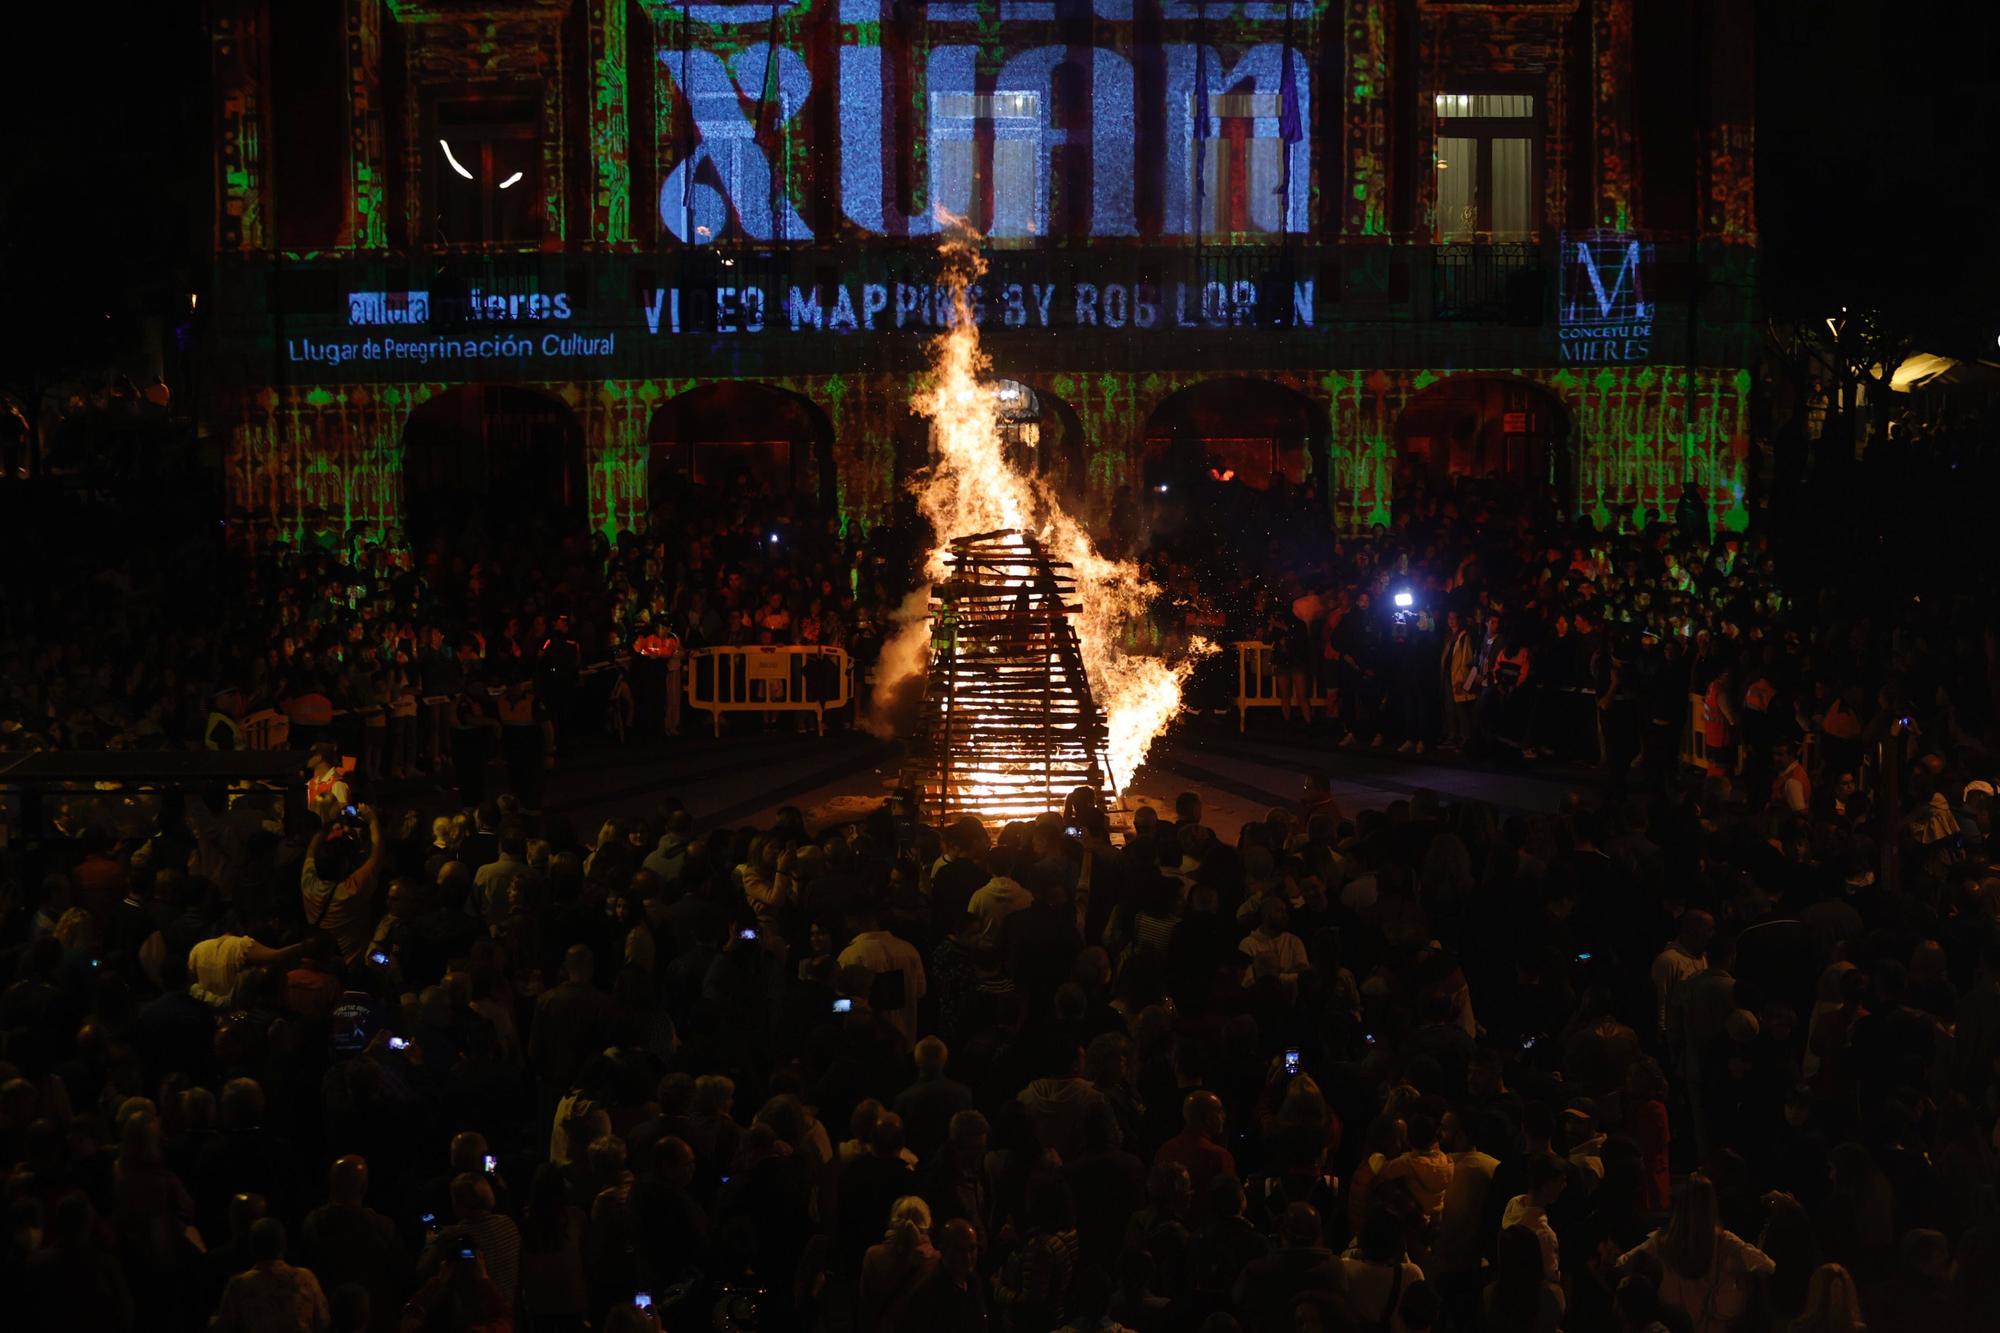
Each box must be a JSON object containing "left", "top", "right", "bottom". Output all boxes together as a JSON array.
[
  {"left": 0, "top": 482, "right": 921, "bottom": 782},
  {"left": 6, "top": 679, "right": 2000, "bottom": 1333},
  {"left": 6, "top": 405, "right": 2000, "bottom": 1333}
]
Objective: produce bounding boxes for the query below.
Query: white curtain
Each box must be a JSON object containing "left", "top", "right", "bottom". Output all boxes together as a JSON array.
[
  {"left": 1489, "top": 137, "right": 1532, "bottom": 241},
  {"left": 1436, "top": 136, "right": 1475, "bottom": 241}
]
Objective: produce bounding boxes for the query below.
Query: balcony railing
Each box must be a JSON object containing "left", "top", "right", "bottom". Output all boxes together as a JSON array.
[{"left": 1432, "top": 242, "right": 1544, "bottom": 323}]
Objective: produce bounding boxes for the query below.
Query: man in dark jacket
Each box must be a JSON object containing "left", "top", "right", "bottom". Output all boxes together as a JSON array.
[{"left": 1233, "top": 1203, "right": 1343, "bottom": 1333}]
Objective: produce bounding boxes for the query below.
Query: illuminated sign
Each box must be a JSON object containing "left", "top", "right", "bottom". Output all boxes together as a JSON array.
[
  {"left": 288, "top": 331, "right": 615, "bottom": 367},
  {"left": 1557, "top": 231, "right": 1654, "bottom": 364},
  {"left": 295, "top": 273, "right": 1313, "bottom": 365},
  {"left": 347, "top": 290, "right": 573, "bottom": 326},
  {"left": 641, "top": 278, "right": 1315, "bottom": 334}
]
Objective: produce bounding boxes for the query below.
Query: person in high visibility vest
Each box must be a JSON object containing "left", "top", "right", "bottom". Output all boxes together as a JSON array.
[
  {"left": 304, "top": 741, "right": 352, "bottom": 823},
  {"left": 1702, "top": 666, "right": 1737, "bottom": 777},
  {"left": 1771, "top": 741, "right": 1811, "bottom": 814}
]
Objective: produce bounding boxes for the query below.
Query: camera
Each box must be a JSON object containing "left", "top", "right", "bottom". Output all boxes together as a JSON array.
[
  {"left": 1064, "top": 825, "right": 1082, "bottom": 838},
  {"left": 453, "top": 1239, "right": 477, "bottom": 1261},
  {"left": 1283, "top": 1048, "right": 1301, "bottom": 1075},
  {"left": 388, "top": 1036, "right": 410, "bottom": 1052},
  {"left": 634, "top": 1293, "right": 654, "bottom": 1311},
  {"left": 369, "top": 950, "right": 391, "bottom": 966},
  {"left": 832, "top": 997, "right": 853, "bottom": 1015},
  {"left": 483, "top": 1153, "right": 498, "bottom": 1175},
  {"left": 738, "top": 927, "right": 759, "bottom": 942},
  {"left": 1574, "top": 951, "right": 1593, "bottom": 964}
]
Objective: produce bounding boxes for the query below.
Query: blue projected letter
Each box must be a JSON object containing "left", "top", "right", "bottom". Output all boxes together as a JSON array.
[
  {"left": 1163, "top": 45, "right": 1310, "bottom": 236},
  {"left": 993, "top": 47, "right": 1136, "bottom": 238},
  {"left": 660, "top": 46, "right": 814, "bottom": 244}
]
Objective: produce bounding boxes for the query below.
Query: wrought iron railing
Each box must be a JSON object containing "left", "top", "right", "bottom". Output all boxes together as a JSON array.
[{"left": 1431, "top": 242, "right": 1544, "bottom": 323}]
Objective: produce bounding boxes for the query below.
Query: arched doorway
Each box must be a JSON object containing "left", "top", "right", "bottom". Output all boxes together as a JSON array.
[
  {"left": 647, "top": 382, "right": 836, "bottom": 513},
  {"left": 1395, "top": 375, "right": 1572, "bottom": 503},
  {"left": 990, "top": 380, "right": 1088, "bottom": 503},
  {"left": 1140, "top": 377, "right": 1324, "bottom": 497},
  {"left": 400, "top": 385, "right": 584, "bottom": 542}
]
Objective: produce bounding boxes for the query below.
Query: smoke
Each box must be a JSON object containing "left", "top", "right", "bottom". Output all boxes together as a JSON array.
[{"left": 863, "top": 586, "right": 935, "bottom": 740}]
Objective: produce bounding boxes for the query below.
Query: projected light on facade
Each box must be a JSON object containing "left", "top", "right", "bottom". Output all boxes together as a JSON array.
[{"left": 661, "top": 4, "right": 1311, "bottom": 243}]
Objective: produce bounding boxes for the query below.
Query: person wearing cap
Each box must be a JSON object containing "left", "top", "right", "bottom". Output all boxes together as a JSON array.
[{"left": 1559, "top": 1100, "right": 1606, "bottom": 1183}]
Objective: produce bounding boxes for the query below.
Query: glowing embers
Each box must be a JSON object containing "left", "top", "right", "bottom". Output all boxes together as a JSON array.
[{"left": 915, "top": 530, "right": 1110, "bottom": 825}]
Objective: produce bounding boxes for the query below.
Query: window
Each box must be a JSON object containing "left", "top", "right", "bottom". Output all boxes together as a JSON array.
[
  {"left": 430, "top": 99, "right": 540, "bottom": 248},
  {"left": 1196, "top": 93, "right": 1291, "bottom": 236},
  {"left": 1434, "top": 93, "right": 1539, "bottom": 243},
  {"left": 931, "top": 92, "right": 1043, "bottom": 238}
]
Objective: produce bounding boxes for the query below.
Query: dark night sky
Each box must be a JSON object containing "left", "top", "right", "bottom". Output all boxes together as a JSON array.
[{"left": 1757, "top": 0, "right": 2000, "bottom": 346}]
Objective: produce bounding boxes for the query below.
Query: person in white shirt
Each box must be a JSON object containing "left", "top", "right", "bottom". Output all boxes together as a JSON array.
[
  {"left": 1499, "top": 1153, "right": 1569, "bottom": 1289},
  {"left": 1650, "top": 910, "right": 1714, "bottom": 1038},
  {"left": 1239, "top": 897, "right": 1312, "bottom": 996},
  {"left": 188, "top": 932, "right": 309, "bottom": 1008},
  {"left": 1617, "top": 1173, "right": 1773, "bottom": 1333},
  {"left": 1338, "top": 1211, "right": 1428, "bottom": 1333},
  {"left": 967, "top": 871, "right": 1033, "bottom": 948},
  {"left": 838, "top": 902, "right": 927, "bottom": 1048}
]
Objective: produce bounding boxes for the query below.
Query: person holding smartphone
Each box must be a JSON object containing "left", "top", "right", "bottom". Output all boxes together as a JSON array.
[
  {"left": 400, "top": 1231, "right": 512, "bottom": 1333},
  {"left": 418, "top": 1173, "right": 522, "bottom": 1309},
  {"left": 300, "top": 802, "right": 386, "bottom": 965}
]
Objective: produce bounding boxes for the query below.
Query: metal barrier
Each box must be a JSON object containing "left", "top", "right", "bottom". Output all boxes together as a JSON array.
[
  {"left": 241, "top": 709, "right": 293, "bottom": 752},
  {"left": 1680, "top": 692, "right": 1709, "bottom": 772},
  {"left": 1234, "top": 641, "right": 1333, "bottom": 731},
  {"left": 684, "top": 645, "right": 853, "bottom": 737}
]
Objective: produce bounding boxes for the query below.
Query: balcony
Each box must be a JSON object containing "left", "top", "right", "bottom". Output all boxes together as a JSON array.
[{"left": 1431, "top": 242, "right": 1544, "bottom": 323}]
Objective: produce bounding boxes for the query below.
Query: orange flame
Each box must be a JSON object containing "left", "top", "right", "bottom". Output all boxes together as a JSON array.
[{"left": 910, "top": 227, "right": 1212, "bottom": 796}]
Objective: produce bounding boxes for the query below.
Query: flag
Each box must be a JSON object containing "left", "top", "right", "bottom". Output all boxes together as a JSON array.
[
  {"left": 1193, "top": 3, "right": 1210, "bottom": 234},
  {"left": 1278, "top": 14, "right": 1302, "bottom": 144},
  {"left": 1277, "top": 0, "right": 1301, "bottom": 223}
]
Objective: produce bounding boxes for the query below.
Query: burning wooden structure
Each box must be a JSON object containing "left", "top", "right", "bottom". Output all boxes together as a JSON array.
[{"left": 914, "top": 529, "right": 1111, "bottom": 823}]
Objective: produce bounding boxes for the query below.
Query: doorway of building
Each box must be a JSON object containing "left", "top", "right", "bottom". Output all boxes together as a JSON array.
[
  {"left": 400, "top": 385, "right": 584, "bottom": 543},
  {"left": 1395, "top": 375, "right": 1571, "bottom": 504},
  {"left": 1140, "top": 377, "right": 1323, "bottom": 496},
  {"left": 647, "top": 382, "right": 836, "bottom": 514}
]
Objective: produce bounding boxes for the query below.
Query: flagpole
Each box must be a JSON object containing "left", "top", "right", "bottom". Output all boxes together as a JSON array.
[{"left": 1194, "top": 0, "right": 1209, "bottom": 270}]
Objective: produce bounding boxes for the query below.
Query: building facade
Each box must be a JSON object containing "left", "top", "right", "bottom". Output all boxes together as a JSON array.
[{"left": 206, "top": 0, "right": 1758, "bottom": 546}]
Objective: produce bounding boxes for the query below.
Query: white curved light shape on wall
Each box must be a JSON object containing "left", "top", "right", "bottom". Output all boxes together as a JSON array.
[
  {"left": 498, "top": 171, "right": 523, "bottom": 190},
  {"left": 440, "top": 139, "right": 474, "bottom": 180}
]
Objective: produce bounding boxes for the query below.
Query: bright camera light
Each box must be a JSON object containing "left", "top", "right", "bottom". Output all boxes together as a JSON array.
[{"left": 1393, "top": 591, "right": 1415, "bottom": 609}]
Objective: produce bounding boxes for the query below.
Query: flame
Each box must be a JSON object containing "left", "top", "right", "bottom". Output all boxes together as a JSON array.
[{"left": 910, "top": 227, "right": 1213, "bottom": 797}]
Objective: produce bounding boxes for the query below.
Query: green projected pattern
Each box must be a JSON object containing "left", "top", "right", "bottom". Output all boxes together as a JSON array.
[
  {"left": 346, "top": 0, "right": 388, "bottom": 249},
  {"left": 224, "top": 364, "right": 1749, "bottom": 549},
  {"left": 589, "top": 0, "right": 633, "bottom": 246},
  {"left": 1343, "top": 0, "right": 1391, "bottom": 238}
]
